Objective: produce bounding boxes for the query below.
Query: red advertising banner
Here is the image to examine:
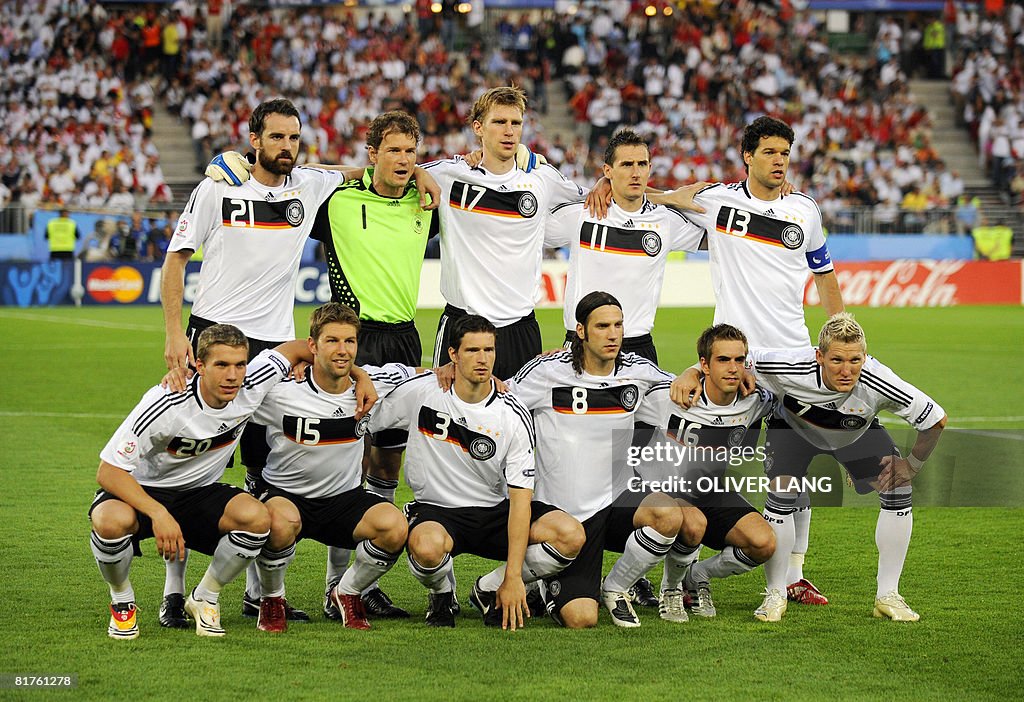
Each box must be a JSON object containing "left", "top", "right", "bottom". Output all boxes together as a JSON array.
[{"left": 804, "top": 260, "right": 1023, "bottom": 307}]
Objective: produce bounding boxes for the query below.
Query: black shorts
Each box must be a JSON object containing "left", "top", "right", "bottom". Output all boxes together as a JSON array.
[
  {"left": 764, "top": 416, "right": 898, "bottom": 495},
  {"left": 89, "top": 483, "right": 245, "bottom": 555},
  {"left": 434, "top": 304, "right": 541, "bottom": 381},
  {"left": 679, "top": 490, "right": 757, "bottom": 551},
  {"left": 187, "top": 314, "right": 280, "bottom": 472},
  {"left": 405, "top": 499, "right": 558, "bottom": 561},
  {"left": 263, "top": 485, "right": 388, "bottom": 550},
  {"left": 357, "top": 319, "right": 421, "bottom": 450},
  {"left": 545, "top": 492, "right": 640, "bottom": 614},
  {"left": 561, "top": 331, "right": 658, "bottom": 364}
]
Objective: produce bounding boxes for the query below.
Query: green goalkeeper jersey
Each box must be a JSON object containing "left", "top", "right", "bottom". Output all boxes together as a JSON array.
[{"left": 310, "top": 169, "right": 434, "bottom": 323}]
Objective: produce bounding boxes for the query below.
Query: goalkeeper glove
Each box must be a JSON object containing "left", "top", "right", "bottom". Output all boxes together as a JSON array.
[
  {"left": 515, "top": 143, "right": 547, "bottom": 173},
  {"left": 205, "top": 152, "right": 254, "bottom": 186}
]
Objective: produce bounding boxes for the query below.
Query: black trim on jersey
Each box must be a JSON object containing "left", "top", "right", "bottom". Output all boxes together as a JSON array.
[
  {"left": 166, "top": 421, "right": 246, "bottom": 456},
  {"left": 619, "top": 352, "right": 669, "bottom": 377},
  {"left": 577, "top": 221, "right": 659, "bottom": 257},
  {"left": 282, "top": 415, "right": 360, "bottom": 445},
  {"left": 754, "top": 361, "right": 817, "bottom": 376},
  {"left": 416, "top": 406, "right": 498, "bottom": 460},
  {"left": 185, "top": 185, "right": 200, "bottom": 214},
  {"left": 133, "top": 391, "right": 192, "bottom": 436},
  {"left": 640, "top": 197, "right": 656, "bottom": 215},
  {"left": 449, "top": 181, "right": 537, "bottom": 219},
  {"left": 664, "top": 414, "right": 753, "bottom": 448},
  {"left": 513, "top": 350, "right": 572, "bottom": 383},
  {"left": 859, "top": 369, "right": 913, "bottom": 408},
  {"left": 644, "top": 380, "right": 672, "bottom": 397},
  {"left": 219, "top": 198, "right": 305, "bottom": 229},
  {"left": 781, "top": 395, "right": 870, "bottom": 431},
  {"left": 242, "top": 363, "right": 281, "bottom": 391},
  {"left": 551, "top": 385, "right": 640, "bottom": 415},
  {"left": 551, "top": 200, "right": 584, "bottom": 214},
  {"left": 500, "top": 393, "right": 536, "bottom": 449}
]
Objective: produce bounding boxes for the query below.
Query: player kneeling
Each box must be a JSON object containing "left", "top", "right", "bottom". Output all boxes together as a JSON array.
[
  {"left": 369, "top": 316, "right": 584, "bottom": 629},
  {"left": 89, "top": 326, "right": 313, "bottom": 638},
  {"left": 251, "top": 304, "right": 410, "bottom": 631}
]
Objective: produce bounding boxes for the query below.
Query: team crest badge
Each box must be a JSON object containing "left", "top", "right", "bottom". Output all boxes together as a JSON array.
[
  {"left": 620, "top": 386, "right": 638, "bottom": 411},
  {"left": 285, "top": 200, "right": 304, "bottom": 226},
  {"left": 356, "top": 415, "right": 371, "bottom": 437},
  {"left": 517, "top": 192, "right": 538, "bottom": 218},
  {"left": 728, "top": 426, "right": 746, "bottom": 447},
  {"left": 781, "top": 225, "right": 804, "bottom": 249},
  {"left": 840, "top": 416, "right": 866, "bottom": 430},
  {"left": 469, "top": 436, "right": 497, "bottom": 460},
  {"left": 548, "top": 580, "right": 561, "bottom": 597},
  {"left": 641, "top": 232, "right": 662, "bottom": 257}
]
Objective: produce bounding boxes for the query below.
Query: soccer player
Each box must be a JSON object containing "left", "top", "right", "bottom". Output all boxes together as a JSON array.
[
  {"left": 158, "top": 98, "right": 384, "bottom": 627},
  {"left": 307, "top": 111, "right": 435, "bottom": 620},
  {"left": 545, "top": 128, "right": 705, "bottom": 365},
  {"left": 367, "top": 315, "right": 584, "bottom": 629},
  {"left": 747, "top": 313, "right": 946, "bottom": 622},
  {"left": 633, "top": 324, "right": 777, "bottom": 621},
  {"left": 506, "top": 292, "right": 687, "bottom": 628},
  {"left": 88, "top": 325, "right": 312, "bottom": 639},
  {"left": 251, "top": 303, "right": 412, "bottom": 631},
  {"left": 671, "top": 116, "right": 845, "bottom": 607}
]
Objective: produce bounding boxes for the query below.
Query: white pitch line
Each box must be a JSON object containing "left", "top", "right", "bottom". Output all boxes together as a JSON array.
[
  {"left": 0, "top": 310, "right": 161, "bottom": 332},
  {"left": 0, "top": 410, "right": 123, "bottom": 420},
  {"left": 947, "top": 428, "right": 1024, "bottom": 442},
  {"left": 878, "top": 415, "right": 1024, "bottom": 425}
]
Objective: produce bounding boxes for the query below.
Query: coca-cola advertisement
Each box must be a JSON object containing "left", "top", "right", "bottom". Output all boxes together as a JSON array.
[{"left": 805, "top": 260, "right": 1023, "bottom": 307}]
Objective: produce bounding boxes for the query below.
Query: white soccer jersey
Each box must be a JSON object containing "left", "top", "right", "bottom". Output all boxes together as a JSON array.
[
  {"left": 421, "top": 157, "right": 586, "bottom": 325},
  {"left": 634, "top": 380, "right": 775, "bottom": 484},
  {"left": 546, "top": 197, "right": 704, "bottom": 338},
  {"left": 506, "top": 351, "right": 673, "bottom": 521},
  {"left": 253, "top": 364, "right": 414, "bottom": 499},
  {"left": 367, "top": 373, "right": 536, "bottom": 508},
  {"left": 100, "top": 350, "right": 291, "bottom": 490},
  {"left": 169, "top": 167, "right": 346, "bottom": 341},
  {"left": 683, "top": 181, "right": 834, "bottom": 349},
  {"left": 747, "top": 347, "right": 945, "bottom": 450}
]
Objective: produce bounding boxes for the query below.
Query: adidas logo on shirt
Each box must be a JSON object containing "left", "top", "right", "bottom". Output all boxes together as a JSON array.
[
  {"left": 824, "top": 402, "right": 837, "bottom": 409},
  {"left": 333, "top": 407, "right": 345, "bottom": 418},
  {"left": 763, "top": 208, "right": 775, "bottom": 216},
  {"left": 623, "top": 219, "right": 635, "bottom": 228},
  {"left": 499, "top": 184, "right": 510, "bottom": 191},
  {"left": 217, "top": 423, "right": 229, "bottom": 432},
  {"left": 712, "top": 416, "right": 724, "bottom": 425}
]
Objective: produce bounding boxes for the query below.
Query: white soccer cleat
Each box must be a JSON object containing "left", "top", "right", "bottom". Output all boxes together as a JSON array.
[
  {"left": 754, "top": 589, "right": 788, "bottom": 622},
  {"left": 873, "top": 591, "right": 920, "bottom": 622},
  {"left": 688, "top": 583, "right": 717, "bottom": 618},
  {"left": 601, "top": 587, "right": 641, "bottom": 628},
  {"left": 107, "top": 602, "right": 139, "bottom": 640},
  {"left": 658, "top": 589, "right": 688, "bottom": 623},
  {"left": 185, "top": 592, "right": 226, "bottom": 637}
]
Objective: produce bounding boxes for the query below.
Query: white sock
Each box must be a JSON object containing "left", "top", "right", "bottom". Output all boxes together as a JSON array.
[
  {"left": 762, "top": 492, "right": 797, "bottom": 592},
  {"left": 876, "top": 487, "right": 913, "bottom": 597},
  {"left": 788, "top": 492, "right": 811, "bottom": 584},
  {"left": 337, "top": 540, "right": 401, "bottom": 595},
  {"left": 365, "top": 475, "right": 398, "bottom": 504},
  {"left": 603, "top": 527, "right": 674, "bottom": 593},
  {"left": 163, "top": 549, "right": 189, "bottom": 597},
  {"left": 408, "top": 553, "right": 454, "bottom": 594},
  {"left": 244, "top": 561, "right": 261, "bottom": 601},
  {"left": 91, "top": 531, "right": 135, "bottom": 603},
  {"left": 194, "top": 530, "right": 268, "bottom": 604},
  {"left": 326, "top": 547, "right": 352, "bottom": 593},
  {"left": 478, "top": 543, "right": 576, "bottom": 591},
  {"left": 256, "top": 544, "right": 296, "bottom": 598},
  {"left": 661, "top": 541, "right": 700, "bottom": 592},
  {"left": 688, "top": 546, "right": 759, "bottom": 584}
]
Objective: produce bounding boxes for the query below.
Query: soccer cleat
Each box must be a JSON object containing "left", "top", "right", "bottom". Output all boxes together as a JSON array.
[
  {"left": 185, "top": 592, "right": 225, "bottom": 637},
  {"left": 601, "top": 586, "right": 641, "bottom": 628},
  {"left": 107, "top": 602, "right": 139, "bottom": 640},
  {"left": 658, "top": 589, "right": 689, "bottom": 624},
  {"left": 787, "top": 578, "right": 829, "bottom": 605},
  {"left": 361, "top": 587, "right": 410, "bottom": 619},
  {"left": 873, "top": 591, "right": 920, "bottom": 622},
  {"left": 257, "top": 596, "right": 288, "bottom": 633},
  {"left": 425, "top": 592, "right": 457, "bottom": 628},
  {"left": 324, "top": 580, "right": 342, "bottom": 621},
  {"left": 159, "top": 593, "right": 189, "bottom": 629},
  {"left": 628, "top": 577, "right": 660, "bottom": 608},
  {"left": 525, "top": 581, "right": 547, "bottom": 618},
  {"left": 687, "top": 583, "right": 717, "bottom": 618},
  {"left": 329, "top": 589, "right": 371, "bottom": 630},
  {"left": 469, "top": 577, "right": 503, "bottom": 627},
  {"left": 754, "top": 589, "right": 788, "bottom": 622},
  {"left": 242, "top": 592, "right": 309, "bottom": 621}
]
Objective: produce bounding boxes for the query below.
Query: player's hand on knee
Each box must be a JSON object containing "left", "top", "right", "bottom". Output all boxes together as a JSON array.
[
  {"left": 205, "top": 151, "right": 254, "bottom": 186},
  {"left": 877, "top": 454, "right": 918, "bottom": 491},
  {"left": 515, "top": 144, "right": 547, "bottom": 173},
  {"left": 151, "top": 510, "right": 185, "bottom": 561},
  {"left": 496, "top": 575, "right": 528, "bottom": 631}
]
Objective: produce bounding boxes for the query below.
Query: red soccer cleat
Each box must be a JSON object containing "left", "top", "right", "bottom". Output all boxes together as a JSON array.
[
  {"left": 330, "top": 589, "right": 371, "bottom": 630},
  {"left": 787, "top": 578, "right": 829, "bottom": 605},
  {"left": 257, "top": 596, "right": 288, "bottom": 633}
]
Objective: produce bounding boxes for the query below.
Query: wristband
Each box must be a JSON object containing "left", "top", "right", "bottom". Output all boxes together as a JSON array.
[{"left": 906, "top": 453, "right": 925, "bottom": 471}]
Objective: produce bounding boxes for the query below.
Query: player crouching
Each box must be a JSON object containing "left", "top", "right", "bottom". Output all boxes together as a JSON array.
[{"left": 89, "top": 326, "right": 313, "bottom": 639}]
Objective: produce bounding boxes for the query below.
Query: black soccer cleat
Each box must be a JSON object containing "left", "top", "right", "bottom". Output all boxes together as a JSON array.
[
  {"left": 361, "top": 587, "right": 410, "bottom": 619},
  {"left": 526, "top": 582, "right": 548, "bottom": 618},
  {"left": 242, "top": 592, "right": 309, "bottom": 621},
  {"left": 629, "top": 577, "right": 660, "bottom": 608},
  {"left": 469, "top": 577, "right": 503, "bottom": 627},
  {"left": 425, "top": 592, "right": 457, "bottom": 628},
  {"left": 159, "top": 593, "right": 189, "bottom": 629}
]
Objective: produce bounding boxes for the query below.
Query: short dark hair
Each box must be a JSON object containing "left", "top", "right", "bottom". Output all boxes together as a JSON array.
[
  {"left": 367, "top": 110, "right": 420, "bottom": 150},
  {"left": 249, "top": 98, "right": 301, "bottom": 137},
  {"left": 740, "top": 116, "right": 794, "bottom": 157},
  {"left": 571, "top": 291, "right": 622, "bottom": 374},
  {"left": 604, "top": 128, "right": 649, "bottom": 166},
  {"left": 309, "top": 302, "right": 361, "bottom": 341},
  {"left": 449, "top": 315, "right": 497, "bottom": 353},
  {"left": 696, "top": 324, "right": 748, "bottom": 363},
  {"left": 196, "top": 324, "right": 249, "bottom": 362}
]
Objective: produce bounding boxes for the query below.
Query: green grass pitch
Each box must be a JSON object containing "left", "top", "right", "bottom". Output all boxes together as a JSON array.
[{"left": 0, "top": 305, "right": 1020, "bottom": 700}]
